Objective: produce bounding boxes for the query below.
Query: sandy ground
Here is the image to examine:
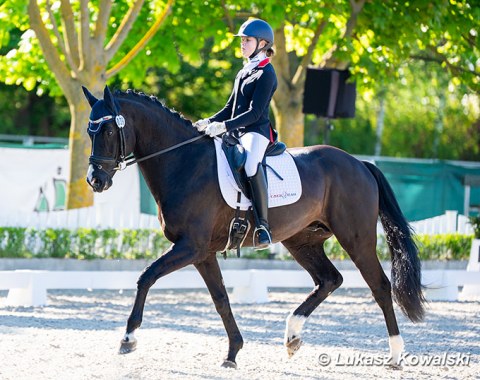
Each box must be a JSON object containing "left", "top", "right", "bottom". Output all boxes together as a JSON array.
[{"left": 0, "top": 287, "right": 479, "bottom": 380}]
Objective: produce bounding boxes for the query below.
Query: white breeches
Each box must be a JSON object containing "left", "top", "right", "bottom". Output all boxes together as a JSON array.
[{"left": 240, "top": 132, "right": 270, "bottom": 177}]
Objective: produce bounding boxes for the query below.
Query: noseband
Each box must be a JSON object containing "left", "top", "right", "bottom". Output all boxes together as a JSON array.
[
  {"left": 88, "top": 114, "right": 128, "bottom": 173},
  {"left": 88, "top": 112, "right": 206, "bottom": 173}
]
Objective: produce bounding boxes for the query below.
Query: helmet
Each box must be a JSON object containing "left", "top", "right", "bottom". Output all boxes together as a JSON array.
[{"left": 235, "top": 19, "right": 274, "bottom": 45}]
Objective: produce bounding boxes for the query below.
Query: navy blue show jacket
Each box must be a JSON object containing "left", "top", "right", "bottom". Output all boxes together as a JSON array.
[{"left": 210, "top": 58, "right": 278, "bottom": 141}]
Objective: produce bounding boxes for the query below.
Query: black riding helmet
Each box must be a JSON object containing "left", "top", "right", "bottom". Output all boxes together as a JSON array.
[{"left": 234, "top": 19, "right": 274, "bottom": 58}]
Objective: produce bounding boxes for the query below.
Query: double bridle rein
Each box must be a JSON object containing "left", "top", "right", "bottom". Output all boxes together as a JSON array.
[{"left": 88, "top": 113, "right": 206, "bottom": 172}]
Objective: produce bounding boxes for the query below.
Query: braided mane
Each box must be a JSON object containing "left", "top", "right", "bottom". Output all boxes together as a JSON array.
[{"left": 114, "top": 89, "right": 193, "bottom": 128}]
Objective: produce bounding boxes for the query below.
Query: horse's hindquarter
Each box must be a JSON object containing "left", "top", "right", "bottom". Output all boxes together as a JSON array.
[{"left": 270, "top": 145, "right": 379, "bottom": 242}]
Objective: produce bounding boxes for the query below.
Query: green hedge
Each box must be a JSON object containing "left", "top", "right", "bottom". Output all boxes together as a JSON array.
[
  {"left": 0, "top": 227, "right": 473, "bottom": 261},
  {"left": 0, "top": 227, "right": 171, "bottom": 260}
]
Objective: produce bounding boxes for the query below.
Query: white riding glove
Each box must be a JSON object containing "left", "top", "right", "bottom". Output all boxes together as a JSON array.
[
  {"left": 193, "top": 118, "right": 210, "bottom": 131},
  {"left": 204, "top": 121, "right": 227, "bottom": 137}
]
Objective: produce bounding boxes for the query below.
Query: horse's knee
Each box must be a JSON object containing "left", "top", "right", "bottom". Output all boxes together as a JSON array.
[{"left": 137, "top": 266, "right": 157, "bottom": 289}]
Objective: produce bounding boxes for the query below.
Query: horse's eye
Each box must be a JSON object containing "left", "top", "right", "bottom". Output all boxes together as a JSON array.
[{"left": 107, "top": 130, "right": 113, "bottom": 137}]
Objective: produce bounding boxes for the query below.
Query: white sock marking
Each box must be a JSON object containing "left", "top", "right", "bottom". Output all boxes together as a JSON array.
[
  {"left": 389, "top": 334, "right": 404, "bottom": 365},
  {"left": 284, "top": 313, "right": 307, "bottom": 345},
  {"left": 123, "top": 332, "right": 136, "bottom": 343}
]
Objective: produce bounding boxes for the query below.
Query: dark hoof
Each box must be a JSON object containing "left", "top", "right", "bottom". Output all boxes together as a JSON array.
[
  {"left": 119, "top": 338, "right": 137, "bottom": 355},
  {"left": 221, "top": 360, "right": 237, "bottom": 369},
  {"left": 286, "top": 337, "right": 302, "bottom": 358},
  {"left": 386, "top": 362, "right": 403, "bottom": 370}
]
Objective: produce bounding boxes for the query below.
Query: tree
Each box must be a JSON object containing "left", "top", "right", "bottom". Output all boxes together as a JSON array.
[
  {"left": 217, "top": 0, "right": 479, "bottom": 148},
  {"left": 0, "top": 0, "right": 174, "bottom": 209}
]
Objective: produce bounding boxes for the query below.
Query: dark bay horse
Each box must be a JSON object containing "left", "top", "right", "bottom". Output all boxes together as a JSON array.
[{"left": 82, "top": 86, "right": 425, "bottom": 368}]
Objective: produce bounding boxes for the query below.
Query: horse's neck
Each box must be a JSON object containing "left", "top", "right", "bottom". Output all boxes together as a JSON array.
[
  {"left": 130, "top": 103, "right": 211, "bottom": 203},
  {"left": 130, "top": 104, "right": 197, "bottom": 158}
]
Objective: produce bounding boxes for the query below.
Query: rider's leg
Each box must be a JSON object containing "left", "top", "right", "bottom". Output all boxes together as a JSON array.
[{"left": 240, "top": 132, "right": 272, "bottom": 248}]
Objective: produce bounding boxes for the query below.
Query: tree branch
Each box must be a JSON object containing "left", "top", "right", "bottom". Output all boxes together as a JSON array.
[
  {"left": 292, "top": 19, "right": 328, "bottom": 86},
  {"left": 28, "top": 0, "right": 72, "bottom": 97},
  {"left": 78, "top": 0, "right": 90, "bottom": 71},
  {"left": 94, "top": 0, "right": 112, "bottom": 46},
  {"left": 104, "top": 0, "right": 146, "bottom": 61},
  {"left": 106, "top": 0, "right": 174, "bottom": 78},
  {"left": 323, "top": 0, "right": 365, "bottom": 69},
  {"left": 44, "top": 0, "right": 79, "bottom": 78},
  {"left": 59, "top": 0, "right": 80, "bottom": 68},
  {"left": 411, "top": 51, "right": 480, "bottom": 78},
  {"left": 221, "top": 0, "right": 235, "bottom": 33}
]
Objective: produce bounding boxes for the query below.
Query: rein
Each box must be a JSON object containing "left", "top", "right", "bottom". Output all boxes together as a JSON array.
[
  {"left": 120, "top": 134, "right": 206, "bottom": 170},
  {"left": 89, "top": 113, "right": 206, "bottom": 172}
]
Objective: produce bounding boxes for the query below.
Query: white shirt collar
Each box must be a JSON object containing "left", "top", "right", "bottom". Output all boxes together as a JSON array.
[{"left": 242, "top": 51, "right": 267, "bottom": 74}]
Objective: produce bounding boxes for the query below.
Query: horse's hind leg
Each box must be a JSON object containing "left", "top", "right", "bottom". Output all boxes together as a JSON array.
[
  {"left": 337, "top": 232, "right": 403, "bottom": 366},
  {"left": 282, "top": 232, "right": 343, "bottom": 357},
  {"left": 194, "top": 255, "right": 244, "bottom": 369}
]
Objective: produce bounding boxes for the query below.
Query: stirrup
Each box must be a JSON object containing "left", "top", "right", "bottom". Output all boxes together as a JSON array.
[{"left": 254, "top": 225, "right": 272, "bottom": 249}]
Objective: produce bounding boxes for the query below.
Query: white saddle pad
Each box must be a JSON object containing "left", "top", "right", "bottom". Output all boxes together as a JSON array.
[{"left": 214, "top": 138, "right": 302, "bottom": 210}]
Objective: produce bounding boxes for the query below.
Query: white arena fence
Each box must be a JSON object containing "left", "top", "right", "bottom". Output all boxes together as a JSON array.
[
  {"left": 1, "top": 268, "right": 479, "bottom": 307},
  {"left": 1, "top": 210, "right": 478, "bottom": 308}
]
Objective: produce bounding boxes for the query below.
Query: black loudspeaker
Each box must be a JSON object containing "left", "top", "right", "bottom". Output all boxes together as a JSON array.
[{"left": 302, "top": 68, "right": 356, "bottom": 118}]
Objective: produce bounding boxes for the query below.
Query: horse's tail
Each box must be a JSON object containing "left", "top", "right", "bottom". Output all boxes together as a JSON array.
[{"left": 363, "top": 161, "right": 426, "bottom": 323}]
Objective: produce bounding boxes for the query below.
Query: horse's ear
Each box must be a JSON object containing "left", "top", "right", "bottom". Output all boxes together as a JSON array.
[
  {"left": 82, "top": 86, "right": 98, "bottom": 108},
  {"left": 103, "top": 85, "right": 120, "bottom": 115}
]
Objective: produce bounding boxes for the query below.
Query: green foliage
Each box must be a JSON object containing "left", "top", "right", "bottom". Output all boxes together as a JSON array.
[
  {"left": 0, "top": 227, "right": 171, "bottom": 260},
  {"left": 272, "top": 234, "right": 472, "bottom": 261},
  {"left": 0, "top": 228, "right": 472, "bottom": 261},
  {"left": 414, "top": 234, "right": 473, "bottom": 261},
  {"left": 468, "top": 215, "right": 480, "bottom": 239}
]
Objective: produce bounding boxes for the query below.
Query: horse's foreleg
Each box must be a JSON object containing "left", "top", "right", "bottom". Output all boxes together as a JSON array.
[
  {"left": 194, "top": 255, "right": 244, "bottom": 369},
  {"left": 119, "top": 241, "right": 198, "bottom": 355},
  {"left": 282, "top": 235, "right": 343, "bottom": 357}
]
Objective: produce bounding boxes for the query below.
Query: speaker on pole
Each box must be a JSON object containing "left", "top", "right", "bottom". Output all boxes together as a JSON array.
[{"left": 302, "top": 68, "right": 356, "bottom": 119}]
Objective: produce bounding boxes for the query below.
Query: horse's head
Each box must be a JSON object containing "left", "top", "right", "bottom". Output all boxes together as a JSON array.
[{"left": 82, "top": 85, "right": 133, "bottom": 193}]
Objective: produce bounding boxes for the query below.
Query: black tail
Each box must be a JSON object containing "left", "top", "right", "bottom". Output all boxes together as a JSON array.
[{"left": 363, "top": 161, "right": 426, "bottom": 322}]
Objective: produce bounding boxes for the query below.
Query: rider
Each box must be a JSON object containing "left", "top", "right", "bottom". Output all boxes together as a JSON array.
[{"left": 194, "top": 18, "right": 278, "bottom": 249}]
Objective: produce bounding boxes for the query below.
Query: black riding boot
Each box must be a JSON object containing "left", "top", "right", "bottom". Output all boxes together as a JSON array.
[{"left": 247, "top": 164, "right": 272, "bottom": 249}]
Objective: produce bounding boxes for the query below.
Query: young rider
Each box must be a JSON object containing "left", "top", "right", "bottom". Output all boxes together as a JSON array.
[{"left": 195, "top": 18, "right": 278, "bottom": 249}]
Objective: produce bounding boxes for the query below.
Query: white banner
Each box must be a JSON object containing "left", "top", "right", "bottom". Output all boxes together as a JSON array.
[{"left": 0, "top": 147, "right": 140, "bottom": 216}]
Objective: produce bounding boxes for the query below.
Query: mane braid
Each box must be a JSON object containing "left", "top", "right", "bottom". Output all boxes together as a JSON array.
[{"left": 114, "top": 89, "right": 193, "bottom": 128}]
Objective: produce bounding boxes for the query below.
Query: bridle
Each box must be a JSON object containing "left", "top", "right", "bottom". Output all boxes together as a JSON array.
[{"left": 88, "top": 112, "right": 206, "bottom": 173}]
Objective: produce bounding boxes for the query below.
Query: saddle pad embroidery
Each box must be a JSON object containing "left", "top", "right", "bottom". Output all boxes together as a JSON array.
[{"left": 214, "top": 138, "right": 302, "bottom": 210}]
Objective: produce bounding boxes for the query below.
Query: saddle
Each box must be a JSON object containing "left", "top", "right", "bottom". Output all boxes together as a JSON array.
[
  {"left": 221, "top": 133, "right": 286, "bottom": 196},
  {"left": 221, "top": 133, "right": 286, "bottom": 257}
]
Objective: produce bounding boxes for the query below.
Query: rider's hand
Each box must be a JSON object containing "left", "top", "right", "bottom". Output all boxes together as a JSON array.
[
  {"left": 193, "top": 118, "right": 210, "bottom": 131},
  {"left": 204, "top": 122, "right": 227, "bottom": 137}
]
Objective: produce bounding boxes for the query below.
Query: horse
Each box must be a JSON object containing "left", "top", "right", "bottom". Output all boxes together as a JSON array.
[{"left": 82, "top": 85, "right": 425, "bottom": 369}]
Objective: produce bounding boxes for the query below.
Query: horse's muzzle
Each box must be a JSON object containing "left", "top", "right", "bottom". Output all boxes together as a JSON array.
[{"left": 86, "top": 164, "right": 112, "bottom": 192}]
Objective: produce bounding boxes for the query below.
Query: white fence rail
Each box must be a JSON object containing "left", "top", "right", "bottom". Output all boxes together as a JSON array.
[
  {"left": 410, "top": 211, "right": 473, "bottom": 235},
  {"left": 0, "top": 208, "right": 159, "bottom": 230},
  {"left": 1, "top": 269, "right": 479, "bottom": 307},
  {"left": 0, "top": 209, "right": 474, "bottom": 235}
]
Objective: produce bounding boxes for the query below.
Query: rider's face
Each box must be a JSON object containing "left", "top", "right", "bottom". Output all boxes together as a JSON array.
[{"left": 240, "top": 36, "right": 265, "bottom": 58}]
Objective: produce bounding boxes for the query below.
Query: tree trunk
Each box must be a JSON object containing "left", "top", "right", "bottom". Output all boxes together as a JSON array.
[
  {"left": 374, "top": 89, "right": 386, "bottom": 156},
  {"left": 272, "top": 27, "right": 305, "bottom": 148},
  {"left": 65, "top": 88, "right": 94, "bottom": 209},
  {"left": 271, "top": 91, "right": 305, "bottom": 148}
]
